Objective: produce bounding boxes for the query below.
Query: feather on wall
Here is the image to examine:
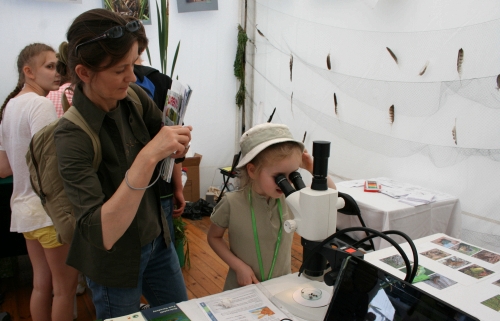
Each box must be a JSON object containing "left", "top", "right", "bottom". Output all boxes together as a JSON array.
[
  {"left": 290, "top": 54, "right": 293, "bottom": 81},
  {"left": 256, "top": 25, "right": 269, "bottom": 42},
  {"left": 386, "top": 47, "right": 398, "bottom": 64},
  {"left": 457, "top": 48, "right": 464, "bottom": 78},
  {"left": 452, "top": 118, "right": 457, "bottom": 145},
  {"left": 327, "top": 53, "right": 331, "bottom": 70},
  {"left": 389, "top": 105, "right": 394, "bottom": 124},
  {"left": 334, "top": 93, "right": 338, "bottom": 115},
  {"left": 419, "top": 61, "right": 429, "bottom": 76},
  {"left": 267, "top": 107, "right": 276, "bottom": 123}
]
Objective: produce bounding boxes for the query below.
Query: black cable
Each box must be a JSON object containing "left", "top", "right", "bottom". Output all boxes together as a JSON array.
[
  {"left": 299, "top": 227, "right": 414, "bottom": 283},
  {"left": 353, "top": 229, "right": 419, "bottom": 283}
]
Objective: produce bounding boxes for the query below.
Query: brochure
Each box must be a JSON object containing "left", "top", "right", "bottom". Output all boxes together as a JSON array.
[
  {"left": 141, "top": 302, "right": 191, "bottom": 321},
  {"left": 104, "top": 312, "right": 146, "bottom": 321},
  {"left": 194, "top": 284, "right": 290, "bottom": 321},
  {"left": 160, "top": 79, "right": 192, "bottom": 182}
]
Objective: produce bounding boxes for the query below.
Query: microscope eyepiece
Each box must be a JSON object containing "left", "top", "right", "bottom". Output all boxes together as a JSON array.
[
  {"left": 311, "top": 141, "right": 330, "bottom": 191},
  {"left": 275, "top": 174, "right": 296, "bottom": 197},
  {"left": 289, "top": 171, "right": 306, "bottom": 191}
]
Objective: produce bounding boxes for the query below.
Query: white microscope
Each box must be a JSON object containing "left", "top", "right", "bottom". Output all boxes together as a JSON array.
[{"left": 272, "top": 141, "right": 363, "bottom": 320}]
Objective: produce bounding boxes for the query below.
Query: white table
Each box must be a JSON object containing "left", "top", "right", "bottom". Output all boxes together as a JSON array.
[
  {"left": 336, "top": 178, "right": 462, "bottom": 250},
  {"left": 365, "top": 233, "right": 500, "bottom": 321},
  {"left": 178, "top": 235, "right": 495, "bottom": 320}
]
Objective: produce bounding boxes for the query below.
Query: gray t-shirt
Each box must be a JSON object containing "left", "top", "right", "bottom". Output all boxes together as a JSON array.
[{"left": 210, "top": 184, "right": 294, "bottom": 290}]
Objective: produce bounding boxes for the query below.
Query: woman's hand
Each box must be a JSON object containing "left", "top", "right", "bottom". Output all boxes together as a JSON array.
[
  {"left": 234, "top": 262, "right": 260, "bottom": 287},
  {"left": 142, "top": 125, "right": 192, "bottom": 163},
  {"left": 172, "top": 188, "right": 186, "bottom": 218}
]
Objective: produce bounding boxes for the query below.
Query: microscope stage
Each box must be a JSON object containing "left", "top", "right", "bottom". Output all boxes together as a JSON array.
[{"left": 273, "top": 280, "right": 333, "bottom": 321}]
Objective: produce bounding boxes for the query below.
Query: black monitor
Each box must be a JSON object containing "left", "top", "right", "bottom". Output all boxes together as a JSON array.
[{"left": 324, "top": 255, "right": 479, "bottom": 321}]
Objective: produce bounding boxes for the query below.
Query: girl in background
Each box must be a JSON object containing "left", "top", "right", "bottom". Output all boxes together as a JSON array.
[
  {"left": 47, "top": 42, "right": 74, "bottom": 118},
  {"left": 207, "top": 123, "right": 336, "bottom": 290},
  {"left": 47, "top": 41, "right": 87, "bottom": 299},
  {"left": 0, "top": 43, "right": 78, "bottom": 321}
]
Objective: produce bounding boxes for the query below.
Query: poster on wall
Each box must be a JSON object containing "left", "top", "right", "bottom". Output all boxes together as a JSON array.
[
  {"left": 177, "top": 0, "right": 218, "bottom": 13},
  {"left": 35, "top": 0, "right": 82, "bottom": 3},
  {"left": 102, "top": 0, "right": 152, "bottom": 25}
]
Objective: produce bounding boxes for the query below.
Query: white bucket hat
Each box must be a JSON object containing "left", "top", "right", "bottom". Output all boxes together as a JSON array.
[{"left": 236, "top": 123, "right": 304, "bottom": 168}]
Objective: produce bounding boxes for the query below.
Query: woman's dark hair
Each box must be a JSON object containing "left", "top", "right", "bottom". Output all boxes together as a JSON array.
[
  {"left": 0, "top": 43, "right": 55, "bottom": 124},
  {"left": 65, "top": 8, "right": 148, "bottom": 87}
]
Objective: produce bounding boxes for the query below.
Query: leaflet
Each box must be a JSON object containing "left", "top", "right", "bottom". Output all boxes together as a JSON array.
[
  {"left": 160, "top": 79, "right": 192, "bottom": 182},
  {"left": 195, "top": 284, "right": 289, "bottom": 321}
]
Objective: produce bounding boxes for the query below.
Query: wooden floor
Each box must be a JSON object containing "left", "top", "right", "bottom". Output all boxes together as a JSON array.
[{"left": 0, "top": 216, "right": 303, "bottom": 320}]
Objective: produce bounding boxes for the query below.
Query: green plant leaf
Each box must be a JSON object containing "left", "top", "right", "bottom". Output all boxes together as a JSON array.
[
  {"left": 103, "top": 0, "right": 112, "bottom": 10},
  {"left": 156, "top": 1, "right": 165, "bottom": 73},
  {"left": 234, "top": 25, "right": 248, "bottom": 108},
  {"left": 173, "top": 217, "right": 186, "bottom": 241},
  {"left": 170, "top": 41, "right": 180, "bottom": 78},
  {"left": 145, "top": 47, "right": 152, "bottom": 66},
  {"left": 138, "top": 0, "right": 148, "bottom": 21}
]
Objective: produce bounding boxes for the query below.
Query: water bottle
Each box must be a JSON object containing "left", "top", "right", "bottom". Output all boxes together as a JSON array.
[{"left": 181, "top": 167, "right": 188, "bottom": 187}]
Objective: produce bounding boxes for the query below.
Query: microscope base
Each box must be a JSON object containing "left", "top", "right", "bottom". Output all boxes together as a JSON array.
[{"left": 273, "top": 281, "right": 333, "bottom": 321}]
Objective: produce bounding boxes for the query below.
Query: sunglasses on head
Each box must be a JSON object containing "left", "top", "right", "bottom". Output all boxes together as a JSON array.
[{"left": 74, "top": 20, "right": 141, "bottom": 55}]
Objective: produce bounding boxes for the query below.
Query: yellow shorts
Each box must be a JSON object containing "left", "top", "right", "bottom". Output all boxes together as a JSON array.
[{"left": 23, "top": 225, "right": 62, "bottom": 249}]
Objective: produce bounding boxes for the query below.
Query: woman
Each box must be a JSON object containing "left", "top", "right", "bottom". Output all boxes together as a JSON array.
[
  {"left": 0, "top": 43, "right": 78, "bottom": 321},
  {"left": 54, "top": 9, "right": 191, "bottom": 318}
]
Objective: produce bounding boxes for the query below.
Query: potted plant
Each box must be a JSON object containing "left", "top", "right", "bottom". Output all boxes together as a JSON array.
[
  {"left": 173, "top": 216, "right": 190, "bottom": 268},
  {"left": 154, "top": 0, "right": 186, "bottom": 267}
]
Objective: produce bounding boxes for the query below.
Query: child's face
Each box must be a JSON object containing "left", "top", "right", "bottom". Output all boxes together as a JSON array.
[
  {"left": 29, "top": 51, "right": 60, "bottom": 93},
  {"left": 248, "top": 152, "right": 302, "bottom": 199}
]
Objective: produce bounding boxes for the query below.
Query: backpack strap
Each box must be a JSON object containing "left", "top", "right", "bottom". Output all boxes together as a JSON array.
[
  {"left": 127, "top": 86, "right": 144, "bottom": 117},
  {"left": 61, "top": 86, "right": 142, "bottom": 171},
  {"left": 61, "top": 89, "right": 71, "bottom": 113},
  {"left": 63, "top": 106, "right": 101, "bottom": 170}
]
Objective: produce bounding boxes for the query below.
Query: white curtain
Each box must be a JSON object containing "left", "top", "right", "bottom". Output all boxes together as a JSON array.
[{"left": 249, "top": 0, "right": 500, "bottom": 251}]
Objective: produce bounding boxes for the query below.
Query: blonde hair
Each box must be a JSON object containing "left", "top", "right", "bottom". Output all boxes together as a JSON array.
[{"left": 238, "top": 141, "right": 303, "bottom": 188}]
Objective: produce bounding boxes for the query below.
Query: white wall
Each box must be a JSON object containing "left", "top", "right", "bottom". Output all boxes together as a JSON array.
[
  {"left": 0, "top": 0, "right": 240, "bottom": 197},
  {"left": 168, "top": 0, "right": 240, "bottom": 196}
]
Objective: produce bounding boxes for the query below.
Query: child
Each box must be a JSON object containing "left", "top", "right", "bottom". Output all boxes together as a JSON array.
[
  {"left": 0, "top": 43, "right": 78, "bottom": 321},
  {"left": 207, "top": 123, "right": 336, "bottom": 290}
]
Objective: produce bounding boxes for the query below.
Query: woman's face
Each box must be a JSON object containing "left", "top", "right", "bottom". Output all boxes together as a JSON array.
[
  {"left": 85, "top": 42, "right": 138, "bottom": 111},
  {"left": 29, "top": 51, "right": 60, "bottom": 94},
  {"left": 248, "top": 151, "right": 302, "bottom": 200}
]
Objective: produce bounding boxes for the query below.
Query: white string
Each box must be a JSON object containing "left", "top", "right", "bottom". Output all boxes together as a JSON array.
[{"left": 125, "top": 168, "right": 162, "bottom": 191}]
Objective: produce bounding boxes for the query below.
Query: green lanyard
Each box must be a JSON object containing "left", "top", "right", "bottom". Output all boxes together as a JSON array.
[{"left": 248, "top": 190, "right": 283, "bottom": 281}]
